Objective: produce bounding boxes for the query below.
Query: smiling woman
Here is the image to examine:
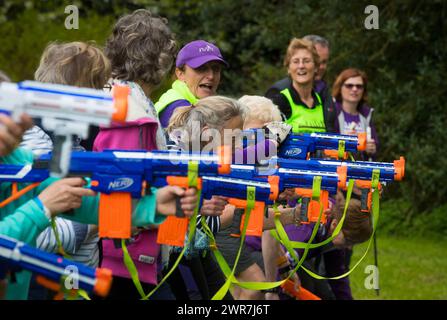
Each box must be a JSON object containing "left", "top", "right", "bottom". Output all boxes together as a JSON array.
[
  {"left": 268, "top": 38, "right": 332, "bottom": 134},
  {"left": 155, "top": 40, "right": 228, "bottom": 128}
]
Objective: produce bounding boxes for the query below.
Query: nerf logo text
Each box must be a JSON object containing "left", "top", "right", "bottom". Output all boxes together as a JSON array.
[
  {"left": 285, "top": 148, "right": 303, "bottom": 157},
  {"left": 108, "top": 178, "right": 134, "bottom": 191}
]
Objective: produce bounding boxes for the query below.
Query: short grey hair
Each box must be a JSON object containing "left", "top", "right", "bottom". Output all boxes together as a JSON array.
[
  {"left": 105, "top": 9, "right": 177, "bottom": 87},
  {"left": 238, "top": 95, "right": 282, "bottom": 124},
  {"left": 303, "top": 34, "right": 330, "bottom": 49}
]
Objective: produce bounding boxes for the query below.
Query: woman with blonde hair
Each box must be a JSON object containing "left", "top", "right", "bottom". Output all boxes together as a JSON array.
[{"left": 269, "top": 38, "right": 334, "bottom": 134}]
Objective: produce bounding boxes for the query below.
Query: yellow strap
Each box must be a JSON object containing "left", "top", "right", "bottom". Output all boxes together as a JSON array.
[
  {"left": 302, "top": 169, "right": 381, "bottom": 280},
  {"left": 142, "top": 161, "right": 200, "bottom": 300},
  {"left": 338, "top": 140, "right": 346, "bottom": 160}
]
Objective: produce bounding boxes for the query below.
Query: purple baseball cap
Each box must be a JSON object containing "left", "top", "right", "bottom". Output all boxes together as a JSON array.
[{"left": 176, "top": 40, "right": 228, "bottom": 68}]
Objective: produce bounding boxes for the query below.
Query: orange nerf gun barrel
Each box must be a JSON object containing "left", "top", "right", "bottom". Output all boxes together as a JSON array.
[{"left": 281, "top": 279, "right": 321, "bottom": 300}]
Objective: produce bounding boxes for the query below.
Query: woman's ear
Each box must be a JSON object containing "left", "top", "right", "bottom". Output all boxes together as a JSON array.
[
  {"left": 330, "top": 218, "right": 338, "bottom": 233},
  {"left": 175, "top": 68, "right": 185, "bottom": 81}
]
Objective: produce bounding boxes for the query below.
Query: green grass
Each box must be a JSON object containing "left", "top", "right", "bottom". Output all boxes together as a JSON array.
[{"left": 349, "top": 233, "right": 447, "bottom": 299}]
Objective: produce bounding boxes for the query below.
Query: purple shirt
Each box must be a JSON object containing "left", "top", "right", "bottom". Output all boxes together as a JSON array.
[
  {"left": 284, "top": 221, "right": 353, "bottom": 300},
  {"left": 233, "top": 140, "right": 277, "bottom": 165},
  {"left": 159, "top": 99, "right": 191, "bottom": 128}
]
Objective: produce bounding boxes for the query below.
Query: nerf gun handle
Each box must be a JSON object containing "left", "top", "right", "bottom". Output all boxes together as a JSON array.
[
  {"left": 156, "top": 177, "right": 203, "bottom": 247},
  {"left": 295, "top": 189, "right": 329, "bottom": 225},
  {"left": 227, "top": 199, "right": 266, "bottom": 238},
  {"left": 355, "top": 180, "right": 382, "bottom": 213}
]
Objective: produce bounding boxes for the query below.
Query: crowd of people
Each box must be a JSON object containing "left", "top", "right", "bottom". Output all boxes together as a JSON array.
[{"left": 0, "top": 9, "right": 379, "bottom": 300}]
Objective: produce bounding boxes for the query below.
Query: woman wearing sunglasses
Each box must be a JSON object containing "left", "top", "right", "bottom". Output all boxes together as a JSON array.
[{"left": 332, "top": 68, "right": 378, "bottom": 160}]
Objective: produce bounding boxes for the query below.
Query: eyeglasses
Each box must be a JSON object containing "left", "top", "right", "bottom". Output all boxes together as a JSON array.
[
  {"left": 343, "top": 83, "right": 364, "bottom": 90},
  {"left": 291, "top": 59, "right": 314, "bottom": 65}
]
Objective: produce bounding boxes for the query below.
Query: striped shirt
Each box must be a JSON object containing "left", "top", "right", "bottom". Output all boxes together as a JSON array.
[
  {"left": 36, "top": 219, "right": 99, "bottom": 267},
  {"left": 20, "top": 126, "right": 53, "bottom": 156},
  {"left": 21, "top": 125, "right": 98, "bottom": 267}
]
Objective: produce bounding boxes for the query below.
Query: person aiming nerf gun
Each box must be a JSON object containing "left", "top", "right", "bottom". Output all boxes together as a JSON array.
[
  {"left": 0, "top": 234, "right": 112, "bottom": 299},
  {"left": 0, "top": 147, "right": 231, "bottom": 239},
  {"left": 0, "top": 80, "right": 129, "bottom": 177}
]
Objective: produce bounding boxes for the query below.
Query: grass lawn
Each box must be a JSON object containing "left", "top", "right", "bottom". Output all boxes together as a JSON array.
[{"left": 349, "top": 233, "right": 447, "bottom": 300}]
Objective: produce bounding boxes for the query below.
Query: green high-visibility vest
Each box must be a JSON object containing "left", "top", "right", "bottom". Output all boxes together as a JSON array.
[
  {"left": 280, "top": 88, "right": 326, "bottom": 133},
  {"left": 155, "top": 80, "right": 198, "bottom": 115}
]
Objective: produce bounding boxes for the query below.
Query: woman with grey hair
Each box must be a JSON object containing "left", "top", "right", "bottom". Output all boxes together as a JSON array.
[
  {"left": 99, "top": 8, "right": 177, "bottom": 150},
  {"left": 166, "top": 96, "right": 245, "bottom": 300}
]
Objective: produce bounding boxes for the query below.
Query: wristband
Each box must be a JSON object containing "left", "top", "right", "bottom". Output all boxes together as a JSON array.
[{"left": 34, "top": 197, "right": 52, "bottom": 220}]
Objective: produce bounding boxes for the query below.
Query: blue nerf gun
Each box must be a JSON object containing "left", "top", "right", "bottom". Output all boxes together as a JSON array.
[
  {"left": 275, "top": 166, "right": 347, "bottom": 225},
  {"left": 277, "top": 157, "right": 405, "bottom": 212},
  {"left": 241, "top": 129, "right": 366, "bottom": 161},
  {"left": 220, "top": 163, "right": 346, "bottom": 231},
  {"left": 0, "top": 235, "right": 112, "bottom": 298},
  {"left": 0, "top": 147, "right": 232, "bottom": 239},
  {"left": 229, "top": 164, "right": 347, "bottom": 226},
  {"left": 157, "top": 172, "right": 279, "bottom": 245},
  {"left": 279, "top": 132, "right": 367, "bottom": 160},
  {"left": 0, "top": 80, "right": 129, "bottom": 177}
]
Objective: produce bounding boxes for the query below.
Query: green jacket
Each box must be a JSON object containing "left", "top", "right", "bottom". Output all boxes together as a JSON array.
[
  {"left": 0, "top": 148, "right": 163, "bottom": 299},
  {"left": 154, "top": 80, "right": 198, "bottom": 115}
]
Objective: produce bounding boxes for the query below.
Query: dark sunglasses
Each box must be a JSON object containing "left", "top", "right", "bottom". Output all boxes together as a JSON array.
[{"left": 343, "top": 83, "right": 364, "bottom": 90}]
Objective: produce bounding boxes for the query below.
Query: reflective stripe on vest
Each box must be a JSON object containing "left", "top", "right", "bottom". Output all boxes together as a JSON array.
[
  {"left": 154, "top": 80, "right": 199, "bottom": 114},
  {"left": 280, "top": 88, "right": 326, "bottom": 133}
]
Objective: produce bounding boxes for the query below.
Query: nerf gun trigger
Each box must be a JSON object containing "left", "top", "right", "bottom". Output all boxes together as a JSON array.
[
  {"left": 93, "top": 268, "right": 113, "bottom": 297},
  {"left": 394, "top": 156, "right": 405, "bottom": 181},
  {"left": 229, "top": 207, "right": 244, "bottom": 238},
  {"left": 336, "top": 166, "right": 348, "bottom": 189},
  {"left": 217, "top": 145, "right": 232, "bottom": 174},
  {"left": 268, "top": 175, "right": 280, "bottom": 201},
  {"left": 355, "top": 180, "right": 383, "bottom": 213},
  {"left": 111, "top": 85, "right": 129, "bottom": 123},
  {"left": 357, "top": 132, "right": 367, "bottom": 151}
]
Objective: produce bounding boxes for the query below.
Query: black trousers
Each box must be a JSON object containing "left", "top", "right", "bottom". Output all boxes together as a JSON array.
[{"left": 166, "top": 251, "right": 233, "bottom": 300}]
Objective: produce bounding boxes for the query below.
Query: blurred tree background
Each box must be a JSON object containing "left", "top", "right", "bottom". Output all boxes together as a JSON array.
[{"left": 0, "top": 0, "right": 446, "bottom": 237}]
